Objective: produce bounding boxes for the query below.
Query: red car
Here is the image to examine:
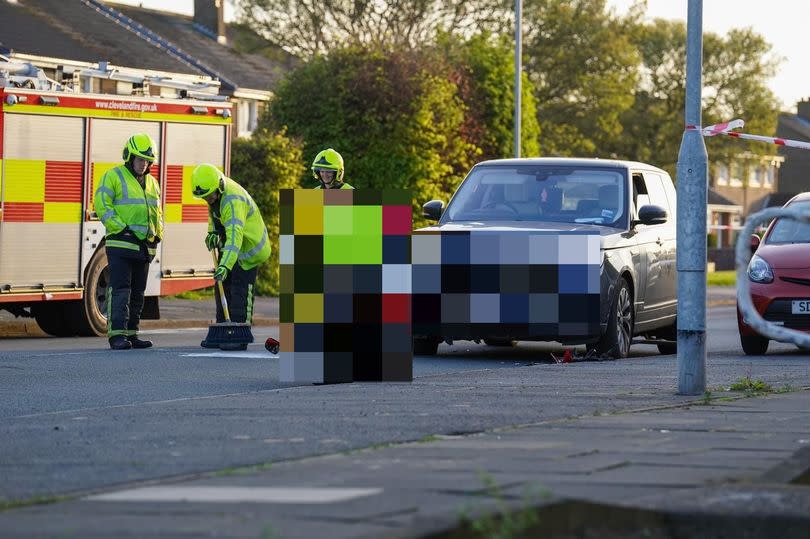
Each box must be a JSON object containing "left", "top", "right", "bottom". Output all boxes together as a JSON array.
[{"left": 738, "top": 193, "right": 810, "bottom": 355}]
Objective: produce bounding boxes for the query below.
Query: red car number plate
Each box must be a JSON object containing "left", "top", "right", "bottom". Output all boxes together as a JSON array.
[{"left": 791, "top": 300, "right": 810, "bottom": 315}]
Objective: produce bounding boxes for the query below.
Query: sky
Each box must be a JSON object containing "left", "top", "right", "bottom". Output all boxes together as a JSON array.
[{"left": 111, "top": 0, "right": 807, "bottom": 112}]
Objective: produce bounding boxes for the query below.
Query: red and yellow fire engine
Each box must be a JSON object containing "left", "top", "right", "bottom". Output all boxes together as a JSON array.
[{"left": 1, "top": 59, "right": 230, "bottom": 336}]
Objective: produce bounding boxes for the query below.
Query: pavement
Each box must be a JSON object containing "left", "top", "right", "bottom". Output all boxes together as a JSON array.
[{"left": 2, "top": 343, "right": 810, "bottom": 537}]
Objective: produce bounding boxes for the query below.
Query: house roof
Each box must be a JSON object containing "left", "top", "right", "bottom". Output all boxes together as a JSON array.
[
  {"left": 707, "top": 189, "right": 738, "bottom": 207},
  {"left": 0, "top": 0, "right": 289, "bottom": 93},
  {"left": 109, "top": 2, "right": 292, "bottom": 92},
  {"left": 777, "top": 111, "right": 810, "bottom": 140}
]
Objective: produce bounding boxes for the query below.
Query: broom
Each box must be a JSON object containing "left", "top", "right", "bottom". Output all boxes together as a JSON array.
[{"left": 201, "top": 248, "right": 254, "bottom": 350}]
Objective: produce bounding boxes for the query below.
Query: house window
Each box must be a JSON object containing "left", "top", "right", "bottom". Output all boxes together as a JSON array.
[
  {"left": 765, "top": 165, "right": 775, "bottom": 186},
  {"left": 749, "top": 166, "right": 761, "bottom": 188},
  {"left": 730, "top": 162, "right": 743, "bottom": 187},
  {"left": 236, "top": 99, "right": 259, "bottom": 137},
  {"left": 715, "top": 164, "right": 728, "bottom": 186}
]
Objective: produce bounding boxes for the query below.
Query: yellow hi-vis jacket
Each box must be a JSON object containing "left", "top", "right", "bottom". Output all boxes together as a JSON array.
[
  {"left": 315, "top": 182, "right": 354, "bottom": 189},
  {"left": 94, "top": 165, "right": 163, "bottom": 256},
  {"left": 211, "top": 177, "right": 271, "bottom": 271}
]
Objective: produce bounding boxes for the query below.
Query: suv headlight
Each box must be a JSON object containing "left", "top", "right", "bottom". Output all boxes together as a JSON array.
[{"left": 747, "top": 254, "right": 774, "bottom": 284}]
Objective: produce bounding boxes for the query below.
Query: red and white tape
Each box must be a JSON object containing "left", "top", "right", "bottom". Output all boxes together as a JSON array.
[{"left": 686, "top": 119, "right": 810, "bottom": 150}]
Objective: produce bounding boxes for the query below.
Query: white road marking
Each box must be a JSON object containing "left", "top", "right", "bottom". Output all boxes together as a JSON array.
[
  {"left": 86, "top": 486, "right": 382, "bottom": 504},
  {"left": 180, "top": 352, "right": 275, "bottom": 359}
]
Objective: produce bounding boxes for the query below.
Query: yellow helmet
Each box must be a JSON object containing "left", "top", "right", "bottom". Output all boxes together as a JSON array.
[
  {"left": 191, "top": 163, "right": 224, "bottom": 198},
  {"left": 122, "top": 133, "right": 158, "bottom": 162},
  {"left": 311, "top": 148, "right": 344, "bottom": 183}
]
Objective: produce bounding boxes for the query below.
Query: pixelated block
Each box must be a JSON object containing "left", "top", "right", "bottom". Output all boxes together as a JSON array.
[
  {"left": 441, "top": 233, "right": 470, "bottom": 264},
  {"left": 469, "top": 233, "right": 500, "bottom": 264},
  {"left": 279, "top": 235, "right": 294, "bottom": 265},
  {"left": 383, "top": 294, "right": 411, "bottom": 324},
  {"left": 383, "top": 235, "right": 411, "bottom": 264},
  {"left": 412, "top": 265, "right": 441, "bottom": 294},
  {"left": 470, "top": 294, "right": 500, "bottom": 323},
  {"left": 383, "top": 205, "right": 412, "bottom": 235},
  {"left": 294, "top": 202, "right": 324, "bottom": 235},
  {"left": 382, "top": 264, "right": 411, "bottom": 294},
  {"left": 324, "top": 205, "right": 355, "bottom": 235},
  {"left": 412, "top": 230, "right": 600, "bottom": 341},
  {"left": 499, "top": 234, "right": 530, "bottom": 265},
  {"left": 279, "top": 189, "right": 413, "bottom": 384},
  {"left": 323, "top": 188, "right": 354, "bottom": 206}
]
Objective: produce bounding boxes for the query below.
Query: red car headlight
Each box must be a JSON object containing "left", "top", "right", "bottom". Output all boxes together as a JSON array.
[{"left": 747, "top": 255, "right": 774, "bottom": 284}]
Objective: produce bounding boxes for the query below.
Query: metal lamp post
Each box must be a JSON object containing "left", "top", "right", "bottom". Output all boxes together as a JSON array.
[
  {"left": 514, "top": 0, "right": 522, "bottom": 158},
  {"left": 676, "top": 0, "right": 708, "bottom": 395}
]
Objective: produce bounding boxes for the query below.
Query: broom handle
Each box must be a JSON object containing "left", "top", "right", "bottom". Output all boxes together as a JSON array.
[{"left": 212, "top": 248, "right": 231, "bottom": 322}]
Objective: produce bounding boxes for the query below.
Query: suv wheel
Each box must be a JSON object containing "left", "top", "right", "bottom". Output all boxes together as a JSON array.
[{"left": 595, "top": 278, "right": 633, "bottom": 359}]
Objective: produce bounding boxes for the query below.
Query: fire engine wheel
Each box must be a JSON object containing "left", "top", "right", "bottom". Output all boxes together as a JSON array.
[
  {"left": 74, "top": 248, "right": 110, "bottom": 337},
  {"left": 31, "top": 303, "right": 76, "bottom": 337}
]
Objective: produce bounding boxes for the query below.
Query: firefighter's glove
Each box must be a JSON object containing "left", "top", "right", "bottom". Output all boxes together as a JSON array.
[
  {"left": 214, "top": 265, "right": 229, "bottom": 282},
  {"left": 205, "top": 232, "right": 222, "bottom": 251}
]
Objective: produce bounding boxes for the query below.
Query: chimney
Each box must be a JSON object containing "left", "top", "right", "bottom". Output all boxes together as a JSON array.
[
  {"left": 194, "top": 0, "right": 226, "bottom": 45},
  {"left": 798, "top": 99, "right": 810, "bottom": 121}
]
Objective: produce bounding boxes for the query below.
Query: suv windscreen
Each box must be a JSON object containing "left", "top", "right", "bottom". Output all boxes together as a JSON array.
[
  {"left": 443, "top": 165, "right": 628, "bottom": 228},
  {"left": 766, "top": 201, "right": 810, "bottom": 244}
]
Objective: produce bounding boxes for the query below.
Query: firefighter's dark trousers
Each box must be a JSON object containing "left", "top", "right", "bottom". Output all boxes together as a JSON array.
[
  {"left": 214, "top": 263, "right": 258, "bottom": 324},
  {"left": 106, "top": 247, "right": 149, "bottom": 338}
]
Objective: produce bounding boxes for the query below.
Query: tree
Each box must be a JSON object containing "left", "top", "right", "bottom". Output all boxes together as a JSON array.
[
  {"left": 233, "top": 0, "right": 510, "bottom": 59},
  {"left": 611, "top": 19, "right": 781, "bottom": 176},
  {"left": 522, "top": 0, "right": 641, "bottom": 156},
  {"left": 438, "top": 32, "right": 541, "bottom": 159},
  {"left": 267, "top": 46, "right": 480, "bottom": 226},
  {"left": 230, "top": 128, "right": 305, "bottom": 295}
]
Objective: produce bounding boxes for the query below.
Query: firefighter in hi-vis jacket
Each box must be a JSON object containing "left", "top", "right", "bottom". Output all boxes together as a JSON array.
[
  {"left": 94, "top": 134, "right": 163, "bottom": 350},
  {"left": 191, "top": 163, "right": 271, "bottom": 347},
  {"left": 311, "top": 148, "right": 353, "bottom": 189}
]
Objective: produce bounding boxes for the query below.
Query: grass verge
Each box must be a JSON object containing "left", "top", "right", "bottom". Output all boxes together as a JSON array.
[
  {"left": 707, "top": 270, "right": 736, "bottom": 287},
  {"left": 168, "top": 286, "right": 215, "bottom": 300}
]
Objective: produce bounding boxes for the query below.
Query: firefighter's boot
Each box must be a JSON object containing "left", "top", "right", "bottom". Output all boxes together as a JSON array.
[
  {"left": 127, "top": 335, "right": 153, "bottom": 349},
  {"left": 109, "top": 336, "right": 133, "bottom": 350}
]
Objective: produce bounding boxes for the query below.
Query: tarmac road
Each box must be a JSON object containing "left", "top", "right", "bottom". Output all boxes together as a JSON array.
[{"left": 1, "top": 299, "right": 807, "bottom": 505}]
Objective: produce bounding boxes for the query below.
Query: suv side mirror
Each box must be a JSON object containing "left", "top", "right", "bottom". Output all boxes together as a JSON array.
[
  {"left": 750, "top": 234, "right": 761, "bottom": 254},
  {"left": 635, "top": 204, "right": 668, "bottom": 226},
  {"left": 422, "top": 200, "right": 444, "bottom": 221}
]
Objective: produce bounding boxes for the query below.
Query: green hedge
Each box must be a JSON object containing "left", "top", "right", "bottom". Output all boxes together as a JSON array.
[{"left": 230, "top": 128, "right": 304, "bottom": 295}]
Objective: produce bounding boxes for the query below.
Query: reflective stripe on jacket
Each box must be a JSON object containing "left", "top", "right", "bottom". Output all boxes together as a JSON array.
[
  {"left": 94, "top": 165, "right": 163, "bottom": 253},
  {"left": 211, "top": 177, "right": 271, "bottom": 271}
]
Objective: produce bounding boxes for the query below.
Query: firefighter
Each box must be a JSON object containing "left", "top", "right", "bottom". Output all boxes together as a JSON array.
[
  {"left": 312, "top": 148, "right": 354, "bottom": 189},
  {"left": 94, "top": 134, "right": 163, "bottom": 350},
  {"left": 191, "top": 164, "right": 271, "bottom": 345}
]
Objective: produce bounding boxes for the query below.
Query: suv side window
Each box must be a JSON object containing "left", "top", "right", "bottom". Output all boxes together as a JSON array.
[
  {"left": 632, "top": 173, "right": 650, "bottom": 217},
  {"left": 642, "top": 172, "right": 671, "bottom": 215}
]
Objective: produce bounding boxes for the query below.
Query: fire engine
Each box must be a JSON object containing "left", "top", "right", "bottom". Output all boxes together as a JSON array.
[{"left": 0, "top": 58, "right": 231, "bottom": 336}]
